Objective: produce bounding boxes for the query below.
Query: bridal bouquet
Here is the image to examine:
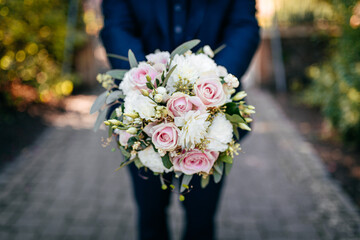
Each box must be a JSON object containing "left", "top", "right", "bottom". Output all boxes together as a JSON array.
[{"left": 90, "top": 40, "right": 255, "bottom": 197}]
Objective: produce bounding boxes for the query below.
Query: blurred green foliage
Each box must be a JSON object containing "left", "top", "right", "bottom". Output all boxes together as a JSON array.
[
  {"left": 0, "top": 0, "right": 85, "bottom": 110},
  {"left": 275, "top": 0, "right": 334, "bottom": 26},
  {"left": 303, "top": 0, "right": 360, "bottom": 146}
]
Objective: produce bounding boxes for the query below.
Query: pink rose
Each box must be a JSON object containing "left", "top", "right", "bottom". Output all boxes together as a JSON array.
[
  {"left": 145, "top": 51, "right": 170, "bottom": 65},
  {"left": 128, "top": 62, "right": 159, "bottom": 90},
  {"left": 172, "top": 149, "right": 219, "bottom": 175},
  {"left": 118, "top": 130, "right": 134, "bottom": 146},
  {"left": 194, "top": 75, "right": 226, "bottom": 107},
  {"left": 144, "top": 122, "right": 180, "bottom": 151},
  {"left": 166, "top": 92, "right": 206, "bottom": 118}
]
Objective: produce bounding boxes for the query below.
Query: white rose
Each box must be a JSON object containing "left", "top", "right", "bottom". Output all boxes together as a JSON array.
[
  {"left": 179, "top": 110, "right": 210, "bottom": 149},
  {"left": 138, "top": 146, "right": 172, "bottom": 173},
  {"left": 206, "top": 113, "right": 233, "bottom": 152},
  {"left": 124, "top": 92, "right": 157, "bottom": 120}
]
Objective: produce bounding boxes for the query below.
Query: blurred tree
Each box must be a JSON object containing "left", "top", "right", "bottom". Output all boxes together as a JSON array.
[
  {"left": 304, "top": 0, "right": 360, "bottom": 147},
  {"left": 0, "top": 0, "right": 85, "bottom": 111}
]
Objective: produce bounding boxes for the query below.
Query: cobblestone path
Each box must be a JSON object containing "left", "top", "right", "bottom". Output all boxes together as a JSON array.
[{"left": 0, "top": 88, "right": 359, "bottom": 240}]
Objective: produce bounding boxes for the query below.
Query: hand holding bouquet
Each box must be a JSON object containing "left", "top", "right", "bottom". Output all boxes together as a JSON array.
[{"left": 91, "top": 40, "right": 255, "bottom": 197}]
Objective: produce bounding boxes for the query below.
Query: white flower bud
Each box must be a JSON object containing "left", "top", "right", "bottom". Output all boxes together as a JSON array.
[
  {"left": 184, "top": 50, "right": 192, "bottom": 56},
  {"left": 96, "top": 73, "right": 103, "bottom": 83},
  {"left": 108, "top": 119, "right": 121, "bottom": 125},
  {"left": 124, "top": 112, "right": 139, "bottom": 119},
  {"left": 126, "top": 127, "right": 138, "bottom": 135},
  {"left": 203, "top": 45, "right": 214, "bottom": 58},
  {"left": 115, "top": 108, "right": 122, "bottom": 117},
  {"left": 156, "top": 87, "right": 167, "bottom": 95},
  {"left": 232, "top": 91, "right": 247, "bottom": 101},
  {"left": 140, "top": 89, "right": 149, "bottom": 97},
  {"left": 154, "top": 94, "right": 163, "bottom": 103},
  {"left": 239, "top": 123, "right": 251, "bottom": 131}
]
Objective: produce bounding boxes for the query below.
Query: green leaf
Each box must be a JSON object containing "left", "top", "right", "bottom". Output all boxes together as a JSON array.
[
  {"left": 161, "top": 154, "right": 173, "bottom": 169},
  {"left": 106, "top": 90, "right": 125, "bottom": 104},
  {"left": 219, "top": 154, "right": 233, "bottom": 164},
  {"left": 224, "top": 102, "right": 240, "bottom": 116},
  {"left": 116, "top": 157, "right": 137, "bottom": 171},
  {"left": 233, "top": 124, "right": 240, "bottom": 140},
  {"left": 127, "top": 136, "right": 138, "bottom": 147},
  {"left": 134, "top": 157, "right": 144, "bottom": 169},
  {"left": 170, "top": 39, "right": 201, "bottom": 58},
  {"left": 213, "top": 161, "right": 224, "bottom": 174},
  {"left": 226, "top": 113, "right": 245, "bottom": 123},
  {"left": 162, "top": 65, "right": 177, "bottom": 87},
  {"left": 146, "top": 82, "right": 154, "bottom": 90},
  {"left": 106, "top": 69, "right": 127, "bottom": 80},
  {"left": 213, "top": 44, "right": 226, "bottom": 55},
  {"left": 93, "top": 109, "right": 107, "bottom": 132},
  {"left": 119, "top": 146, "right": 131, "bottom": 158},
  {"left": 180, "top": 174, "right": 193, "bottom": 192},
  {"left": 213, "top": 171, "right": 222, "bottom": 183},
  {"left": 201, "top": 177, "right": 210, "bottom": 188},
  {"left": 90, "top": 91, "right": 108, "bottom": 114},
  {"left": 107, "top": 53, "right": 129, "bottom": 62},
  {"left": 128, "top": 49, "right": 138, "bottom": 68},
  {"left": 225, "top": 163, "right": 233, "bottom": 175},
  {"left": 108, "top": 124, "right": 113, "bottom": 138}
]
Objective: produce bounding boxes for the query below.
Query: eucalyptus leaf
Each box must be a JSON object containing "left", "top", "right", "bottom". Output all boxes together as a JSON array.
[
  {"left": 180, "top": 174, "right": 193, "bottom": 192},
  {"left": 219, "top": 154, "right": 233, "bottom": 164},
  {"left": 108, "top": 123, "right": 113, "bottom": 138},
  {"left": 225, "top": 163, "right": 233, "bottom": 175},
  {"left": 116, "top": 157, "right": 137, "bottom": 171},
  {"left": 106, "top": 69, "right": 127, "bottom": 80},
  {"left": 93, "top": 109, "right": 107, "bottom": 132},
  {"left": 213, "top": 44, "right": 226, "bottom": 55},
  {"left": 233, "top": 124, "right": 240, "bottom": 140},
  {"left": 134, "top": 157, "right": 144, "bottom": 169},
  {"left": 119, "top": 146, "right": 131, "bottom": 158},
  {"left": 213, "top": 171, "right": 222, "bottom": 183},
  {"left": 161, "top": 154, "right": 173, "bottom": 169},
  {"left": 107, "top": 53, "right": 129, "bottom": 61},
  {"left": 226, "top": 113, "right": 245, "bottom": 123},
  {"left": 90, "top": 91, "right": 108, "bottom": 114},
  {"left": 213, "top": 161, "right": 224, "bottom": 174},
  {"left": 201, "top": 177, "right": 210, "bottom": 188},
  {"left": 170, "top": 39, "right": 201, "bottom": 58},
  {"left": 162, "top": 65, "right": 177, "bottom": 87},
  {"left": 106, "top": 90, "right": 125, "bottom": 104},
  {"left": 128, "top": 49, "right": 138, "bottom": 68}
]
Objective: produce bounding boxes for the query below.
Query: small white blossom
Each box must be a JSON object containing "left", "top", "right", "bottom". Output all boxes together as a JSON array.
[
  {"left": 115, "top": 107, "right": 122, "bottom": 117},
  {"left": 156, "top": 87, "right": 167, "bottom": 95},
  {"left": 203, "top": 45, "right": 214, "bottom": 58},
  {"left": 224, "top": 74, "right": 239, "bottom": 88},
  {"left": 154, "top": 94, "right": 163, "bottom": 103}
]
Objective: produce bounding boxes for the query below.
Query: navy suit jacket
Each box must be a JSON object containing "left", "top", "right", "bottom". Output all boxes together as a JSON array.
[{"left": 100, "top": 0, "right": 260, "bottom": 81}]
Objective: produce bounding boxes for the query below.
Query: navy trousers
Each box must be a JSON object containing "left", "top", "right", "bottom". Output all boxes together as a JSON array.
[{"left": 127, "top": 163, "right": 225, "bottom": 240}]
